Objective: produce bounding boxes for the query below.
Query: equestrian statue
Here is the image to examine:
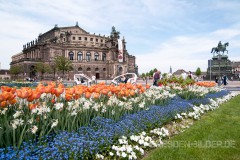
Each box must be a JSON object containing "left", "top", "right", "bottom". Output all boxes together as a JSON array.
[{"left": 211, "top": 41, "right": 229, "bottom": 56}]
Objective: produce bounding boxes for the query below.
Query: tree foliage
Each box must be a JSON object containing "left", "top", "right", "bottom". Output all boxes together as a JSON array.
[
  {"left": 54, "top": 56, "right": 73, "bottom": 79},
  {"left": 49, "top": 62, "right": 58, "bottom": 80},
  {"left": 195, "top": 67, "right": 202, "bottom": 77},
  {"left": 10, "top": 65, "right": 23, "bottom": 80},
  {"left": 35, "top": 62, "right": 51, "bottom": 80}
]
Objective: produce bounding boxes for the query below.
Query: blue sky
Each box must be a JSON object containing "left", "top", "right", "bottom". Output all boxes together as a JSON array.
[{"left": 1, "top": 0, "right": 240, "bottom": 73}]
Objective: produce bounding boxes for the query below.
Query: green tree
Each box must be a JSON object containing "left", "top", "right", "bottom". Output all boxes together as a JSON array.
[
  {"left": 35, "top": 62, "right": 51, "bottom": 80},
  {"left": 49, "top": 62, "right": 58, "bottom": 80},
  {"left": 54, "top": 56, "right": 73, "bottom": 79},
  {"left": 162, "top": 73, "right": 167, "bottom": 79},
  {"left": 140, "top": 73, "right": 146, "bottom": 80},
  {"left": 10, "top": 65, "right": 23, "bottom": 80},
  {"left": 149, "top": 68, "right": 156, "bottom": 77},
  {"left": 195, "top": 67, "right": 202, "bottom": 77}
]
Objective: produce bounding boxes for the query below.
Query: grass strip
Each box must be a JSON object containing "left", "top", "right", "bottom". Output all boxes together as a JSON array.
[{"left": 143, "top": 94, "right": 240, "bottom": 160}]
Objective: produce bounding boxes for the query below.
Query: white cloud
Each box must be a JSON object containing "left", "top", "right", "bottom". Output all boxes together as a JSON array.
[{"left": 137, "top": 27, "right": 240, "bottom": 74}]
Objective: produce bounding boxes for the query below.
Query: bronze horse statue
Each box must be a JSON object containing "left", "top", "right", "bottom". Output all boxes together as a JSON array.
[{"left": 211, "top": 42, "right": 229, "bottom": 55}]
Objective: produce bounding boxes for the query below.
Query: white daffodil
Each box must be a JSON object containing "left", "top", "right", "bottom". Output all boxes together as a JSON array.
[
  {"left": 51, "top": 119, "right": 58, "bottom": 128},
  {"left": 109, "top": 152, "right": 114, "bottom": 156},
  {"left": 13, "top": 111, "right": 22, "bottom": 119},
  {"left": 54, "top": 103, "right": 64, "bottom": 110},
  {"left": 95, "top": 153, "right": 104, "bottom": 159},
  {"left": 31, "top": 125, "right": 38, "bottom": 134}
]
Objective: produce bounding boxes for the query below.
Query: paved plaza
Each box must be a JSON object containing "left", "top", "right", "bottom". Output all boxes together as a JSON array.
[{"left": 87, "top": 79, "right": 240, "bottom": 91}]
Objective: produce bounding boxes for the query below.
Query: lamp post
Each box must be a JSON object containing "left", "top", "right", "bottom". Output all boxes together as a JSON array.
[
  {"left": 218, "top": 54, "right": 222, "bottom": 86},
  {"left": 210, "top": 60, "right": 212, "bottom": 81}
]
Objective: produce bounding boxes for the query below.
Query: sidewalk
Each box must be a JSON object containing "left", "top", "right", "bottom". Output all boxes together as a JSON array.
[{"left": 222, "top": 80, "right": 240, "bottom": 91}]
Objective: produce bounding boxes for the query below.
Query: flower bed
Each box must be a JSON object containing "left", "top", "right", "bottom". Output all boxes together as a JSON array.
[
  {"left": 0, "top": 81, "right": 237, "bottom": 159},
  {"left": 0, "top": 81, "right": 39, "bottom": 88}
]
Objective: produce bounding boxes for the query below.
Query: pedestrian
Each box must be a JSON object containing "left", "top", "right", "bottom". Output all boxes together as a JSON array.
[
  {"left": 223, "top": 75, "right": 227, "bottom": 85},
  {"left": 215, "top": 76, "right": 218, "bottom": 83},
  {"left": 188, "top": 71, "right": 192, "bottom": 79},
  {"left": 153, "top": 70, "right": 160, "bottom": 86},
  {"left": 92, "top": 75, "right": 96, "bottom": 84}
]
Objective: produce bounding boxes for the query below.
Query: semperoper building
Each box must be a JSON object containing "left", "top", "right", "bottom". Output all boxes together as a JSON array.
[{"left": 10, "top": 23, "right": 137, "bottom": 80}]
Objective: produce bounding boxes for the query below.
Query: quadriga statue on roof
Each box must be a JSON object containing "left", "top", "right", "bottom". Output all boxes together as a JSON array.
[{"left": 211, "top": 41, "right": 229, "bottom": 56}]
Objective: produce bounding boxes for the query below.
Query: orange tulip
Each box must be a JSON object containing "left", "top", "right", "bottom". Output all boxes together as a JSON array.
[
  {"left": 2, "top": 92, "right": 10, "bottom": 101},
  {"left": 108, "top": 92, "right": 113, "bottom": 97},
  {"left": 93, "top": 92, "right": 100, "bottom": 99},
  {"left": 0, "top": 101, "right": 7, "bottom": 108},
  {"left": 73, "top": 94, "right": 80, "bottom": 100},
  {"left": 120, "top": 90, "right": 125, "bottom": 96},
  {"left": 32, "top": 92, "right": 41, "bottom": 100},
  {"left": 65, "top": 94, "right": 72, "bottom": 101},
  {"left": 75, "top": 88, "right": 84, "bottom": 95},
  {"left": 8, "top": 93, "right": 16, "bottom": 101},
  {"left": 0, "top": 95, "right": 4, "bottom": 102},
  {"left": 16, "top": 90, "right": 22, "bottom": 98},
  {"left": 130, "top": 90, "right": 135, "bottom": 96},
  {"left": 95, "top": 88, "right": 101, "bottom": 93},
  {"left": 28, "top": 104, "right": 37, "bottom": 110},
  {"left": 137, "top": 84, "right": 142, "bottom": 89},
  {"left": 11, "top": 88, "right": 16, "bottom": 94},
  {"left": 140, "top": 87, "right": 145, "bottom": 93},
  {"left": 101, "top": 89, "right": 109, "bottom": 95},
  {"left": 9, "top": 98, "right": 17, "bottom": 105},
  {"left": 45, "top": 86, "right": 52, "bottom": 93},
  {"left": 146, "top": 85, "right": 150, "bottom": 89},
  {"left": 85, "top": 92, "right": 92, "bottom": 99},
  {"left": 125, "top": 89, "right": 130, "bottom": 97},
  {"left": 51, "top": 98, "right": 56, "bottom": 103}
]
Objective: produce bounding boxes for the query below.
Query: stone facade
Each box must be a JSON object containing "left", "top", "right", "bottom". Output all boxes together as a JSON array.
[
  {"left": 10, "top": 23, "right": 137, "bottom": 80},
  {"left": 0, "top": 70, "right": 11, "bottom": 80},
  {"left": 207, "top": 55, "right": 233, "bottom": 80}
]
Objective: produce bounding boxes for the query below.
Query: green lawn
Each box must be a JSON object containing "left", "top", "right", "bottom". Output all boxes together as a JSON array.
[{"left": 143, "top": 94, "right": 240, "bottom": 160}]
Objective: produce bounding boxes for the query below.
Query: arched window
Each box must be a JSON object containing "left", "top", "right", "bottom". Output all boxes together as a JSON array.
[
  {"left": 69, "top": 52, "right": 74, "bottom": 60},
  {"left": 77, "top": 52, "right": 83, "bottom": 61},
  {"left": 78, "top": 67, "right": 83, "bottom": 72},
  {"left": 94, "top": 53, "right": 99, "bottom": 61},
  {"left": 102, "top": 53, "right": 106, "bottom": 61},
  {"left": 95, "top": 68, "right": 99, "bottom": 71},
  {"left": 86, "top": 52, "right": 91, "bottom": 61},
  {"left": 87, "top": 67, "right": 91, "bottom": 72}
]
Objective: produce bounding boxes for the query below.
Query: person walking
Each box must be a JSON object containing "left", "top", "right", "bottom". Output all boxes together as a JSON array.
[
  {"left": 153, "top": 70, "right": 160, "bottom": 86},
  {"left": 188, "top": 71, "right": 192, "bottom": 79},
  {"left": 223, "top": 75, "right": 227, "bottom": 85}
]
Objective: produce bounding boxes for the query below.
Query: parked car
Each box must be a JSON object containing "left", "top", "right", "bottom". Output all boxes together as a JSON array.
[
  {"left": 110, "top": 73, "right": 138, "bottom": 85},
  {"left": 73, "top": 74, "right": 92, "bottom": 86}
]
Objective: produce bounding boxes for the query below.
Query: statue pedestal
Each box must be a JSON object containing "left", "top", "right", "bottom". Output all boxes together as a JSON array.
[{"left": 206, "top": 55, "right": 232, "bottom": 81}]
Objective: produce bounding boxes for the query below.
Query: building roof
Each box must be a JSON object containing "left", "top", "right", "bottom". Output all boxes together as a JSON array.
[
  {"left": 173, "top": 69, "right": 188, "bottom": 75},
  {"left": 0, "top": 69, "right": 10, "bottom": 75},
  {"left": 232, "top": 61, "right": 240, "bottom": 68}
]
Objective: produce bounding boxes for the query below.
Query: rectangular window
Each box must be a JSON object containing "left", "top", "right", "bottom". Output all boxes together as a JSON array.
[
  {"left": 85, "top": 37, "right": 87, "bottom": 41},
  {"left": 78, "top": 37, "right": 81, "bottom": 40},
  {"left": 90, "top": 38, "right": 93, "bottom": 41},
  {"left": 101, "top": 39, "right": 103, "bottom": 42},
  {"left": 96, "top": 39, "right": 98, "bottom": 42},
  {"left": 73, "top": 37, "right": 75, "bottom": 40}
]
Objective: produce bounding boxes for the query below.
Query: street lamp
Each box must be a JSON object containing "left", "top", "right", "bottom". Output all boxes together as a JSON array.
[
  {"left": 210, "top": 60, "right": 212, "bottom": 81},
  {"left": 217, "top": 54, "right": 222, "bottom": 86}
]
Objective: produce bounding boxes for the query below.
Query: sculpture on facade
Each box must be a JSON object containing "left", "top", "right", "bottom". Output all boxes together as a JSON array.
[{"left": 211, "top": 41, "right": 229, "bottom": 56}]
